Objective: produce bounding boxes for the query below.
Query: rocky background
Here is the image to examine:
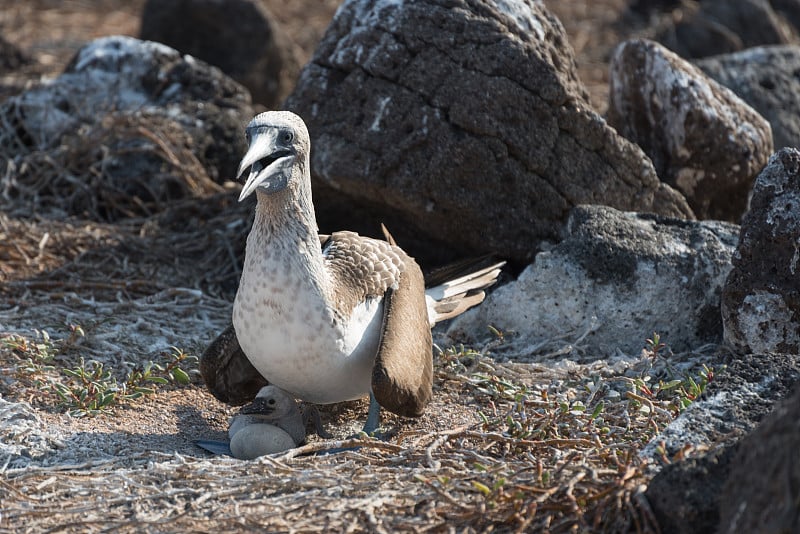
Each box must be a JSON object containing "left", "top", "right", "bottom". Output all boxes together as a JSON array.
[{"left": 0, "top": 0, "right": 799, "bottom": 532}]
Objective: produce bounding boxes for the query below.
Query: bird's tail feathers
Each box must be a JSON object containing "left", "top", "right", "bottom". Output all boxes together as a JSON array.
[
  {"left": 425, "top": 260, "right": 505, "bottom": 325},
  {"left": 380, "top": 223, "right": 398, "bottom": 246},
  {"left": 378, "top": 225, "right": 505, "bottom": 325}
]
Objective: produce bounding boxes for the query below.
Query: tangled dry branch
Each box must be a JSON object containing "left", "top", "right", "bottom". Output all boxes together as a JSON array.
[{"left": 0, "top": 108, "right": 226, "bottom": 221}]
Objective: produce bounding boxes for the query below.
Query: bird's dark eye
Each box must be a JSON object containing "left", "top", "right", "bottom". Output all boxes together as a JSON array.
[
  {"left": 282, "top": 131, "right": 294, "bottom": 144},
  {"left": 268, "top": 398, "right": 276, "bottom": 405}
]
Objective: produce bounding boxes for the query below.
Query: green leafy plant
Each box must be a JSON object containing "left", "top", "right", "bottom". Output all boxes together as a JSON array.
[
  {"left": 4, "top": 327, "right": 199, "bottom": 416},
  {"left": 4, "top": 329, "right": 58, "bottom": 364},
  {"left": 634, "top": 333, "right": 718, "bottom": 414},
  {"left": 51, "top": 358, "right": 121, "bottom": 416}
]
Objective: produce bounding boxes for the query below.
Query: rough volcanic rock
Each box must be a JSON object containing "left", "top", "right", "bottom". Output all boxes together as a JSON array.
[
  {"left": 286, "top": 0, "right": 693, "bottom": 264},
  {"left": 0, "top": 34, "right": 29, "bottom": 74},
  {"left": 644, "top": 352, "right": 800, "bottom": 534},
  {"left": 628, "top": 0, "right": 681, "bottom": 16},
  {"left": 718, "top": 383, "right": 800, "bottom": 534},
  {"left": 645, "top": 446, "right": 736, "bottom": 534},
  {"left": 140, "top": 0, "right": 300, "bottom": 108},
  {"left": 446, "top": 205, "right": 738, "bottom": 358},
  {"left": 0, "top": 36, "right": 253, "bottom": 220},
  {"left": 696, "top": 45, "right": 800, "bottom": 151},
  {"left": 608, "top": 39, "right": 773, "bottom": 222},
  {"left": 641, "top": 353, "right": 800, "bottom": 460},
  {"left": 655, "top": 3, "right": 744, "bottom": 59},
  {"left": 656, "top": 0, "right": 795, "bottom": 59},
  {"left": 701, "top": 0, "right": 795, "bottom": 47},
  {"left": 721, "top": 148, "right": 800, "bottom": 354}
]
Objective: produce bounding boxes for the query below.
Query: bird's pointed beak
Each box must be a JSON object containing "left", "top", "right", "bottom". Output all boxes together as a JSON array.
[{"left": 237, "top": 131, "right": 294, "bottom": 201}]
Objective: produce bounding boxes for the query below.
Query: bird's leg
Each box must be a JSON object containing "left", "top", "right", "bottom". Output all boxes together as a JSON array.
[
  {"left": 361, "top": 392, "right": 382, "bottom": 436},
  {"left": 302, "top": 404, "right": 333, "bottom": 439}
]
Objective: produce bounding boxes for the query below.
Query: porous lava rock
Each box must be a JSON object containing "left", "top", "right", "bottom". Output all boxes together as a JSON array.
[
  {"left": 718, "top": 383, "right": 800, "bottom": 534},
  {"left": 721, "top": 148, "right": 800, "bottom": 354},
  {"left": 0, "top": 36, "right": 253, "bottom": 221},
  {"left": 644, "top": 352, "right": 800, "bottom": 534},
  {"left": 286, "top": 0, "right": 692, "bottom": 264},
  {"left": 608, "top": 39, "right": 773, "bottom": 222},
  {"left": 140, "top": 0, "right": 300, "bottom": 108},
  {"left": 696, "top": 45, "right": 800, "bottom": 151},
  {"left": 655, "top": 0, "right": 795, "bottom": 59},
  {"left": 446, "top": 205, "right": 738, "bottom": 357}
]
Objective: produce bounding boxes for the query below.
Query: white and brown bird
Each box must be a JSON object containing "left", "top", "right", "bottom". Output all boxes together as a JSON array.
[{"left": 200, "top": 111, "right": 504, "bottom": 435}]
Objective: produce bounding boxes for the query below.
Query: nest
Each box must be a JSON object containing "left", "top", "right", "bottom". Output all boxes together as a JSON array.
[
  {"left": 0, "top": 110, "right": 226, "bottom": 222},
  {"left": 0, "top": 195, "right": 251, "bottom": 305},
  {"left": 0, "top": 108, "right": 700, "bottom": 532}
]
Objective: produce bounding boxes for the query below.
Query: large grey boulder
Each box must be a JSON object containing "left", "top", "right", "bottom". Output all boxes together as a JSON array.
[
  {"left": 608, "top": 39, "right": 773, "bottom": 222},
  {"left": 718, "top": 382, "right": 800, "bottom": 534},
  {"left": 655, "top": 0, "right": 796, "bottom": 59},
  {"left": 140, "top": 0, "right": 300, "bottom": 108},
  {"left": 696, "top": 45, "right": 800, "bottom": 151},
  {"left": 722, "top": 148, "right": 800, "bottom": 354},
  {"left": 286, "top": 0, "right": 692, "bottom": 264},
  {"left": 0, "top": 36, "right": 253, "bottom": 221},
  {"left": 643, "top": 352, "right": 800, "bottom": 534},
  {"left": 446, "top": 205, "right": 738, "bottom": 358}
]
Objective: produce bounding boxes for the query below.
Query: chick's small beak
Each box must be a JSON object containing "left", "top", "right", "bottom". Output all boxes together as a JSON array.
[{"left": 240, "top": 397, "right": 275, "bottom": 416}]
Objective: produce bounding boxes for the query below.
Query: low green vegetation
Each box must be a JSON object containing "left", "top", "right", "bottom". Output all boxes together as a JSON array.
[
  {"left": 2, "top": 326, "right": 198, "bottom": 416},
  {"left": 637, "top": 332, "right": 718, "bottom": 414}
]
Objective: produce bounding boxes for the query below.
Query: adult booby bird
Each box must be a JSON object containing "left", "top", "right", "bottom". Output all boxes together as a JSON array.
[{"left": 201, "top": 111, "right": 503, "bottom": 434}]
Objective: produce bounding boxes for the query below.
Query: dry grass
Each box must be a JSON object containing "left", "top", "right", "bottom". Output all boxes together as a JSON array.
[
  {"left": 0, "top": 318, "right": 718, "bottom": 533},
  {"left": 1, "top": 345, "right": 680, "bottom": 534}
]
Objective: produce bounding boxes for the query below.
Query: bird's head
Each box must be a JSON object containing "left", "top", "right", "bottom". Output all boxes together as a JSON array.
[
  {"left": 236, "top": 111, "right": 310, "bottom": 201},
  {"left": 239, "top": 385, "right": 298, "bottom": 419}
]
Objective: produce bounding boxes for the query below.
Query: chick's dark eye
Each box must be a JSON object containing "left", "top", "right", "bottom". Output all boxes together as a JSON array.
[
  {"left": 283, "top": 131, "right": 294, "bottom": 144},
  {"left": 268, "top": 398, "right": 276, "bottom": 405}
]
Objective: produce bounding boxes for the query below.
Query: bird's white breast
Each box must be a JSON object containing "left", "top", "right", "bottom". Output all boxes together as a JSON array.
[{"left": 233, "top": 242, "right": 383, "bottom": 404}]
